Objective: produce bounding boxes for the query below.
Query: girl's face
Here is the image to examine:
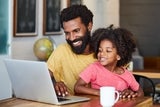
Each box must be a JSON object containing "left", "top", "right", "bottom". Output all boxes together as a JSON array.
[{"left": 97, "top": 39, "right": 120, "bottom": 67}]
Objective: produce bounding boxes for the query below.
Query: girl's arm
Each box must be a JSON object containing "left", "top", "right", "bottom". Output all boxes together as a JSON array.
[{"left": 74, "top": 78, "right": 99, "bottom": 96}]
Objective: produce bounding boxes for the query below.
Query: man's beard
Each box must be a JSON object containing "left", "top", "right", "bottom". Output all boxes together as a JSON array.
[{"left": 66, "top": 31, "right": 91, "bottom": 54}]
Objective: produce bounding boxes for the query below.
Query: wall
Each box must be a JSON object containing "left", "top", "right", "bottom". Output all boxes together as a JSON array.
[
  {"left": 120, "top": 0, "right": 160, "bottom": 56},
  {"left": 11, "top": 0, "right": 119, "bottom": 60}
]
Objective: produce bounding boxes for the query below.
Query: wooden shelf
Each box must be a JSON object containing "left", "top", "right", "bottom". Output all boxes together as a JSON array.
[{"left": 133, "top": 69, "right": 160, "bottom": 79}]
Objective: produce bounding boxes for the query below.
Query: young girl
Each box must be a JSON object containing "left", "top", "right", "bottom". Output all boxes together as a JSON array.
[{"left": 74, "top": 26, "right": 144, "bottom": 97}]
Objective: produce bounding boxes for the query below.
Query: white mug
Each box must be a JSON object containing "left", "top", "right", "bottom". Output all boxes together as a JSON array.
[{"left": 100, "top": 86, "right": 119, "bottom": 107}]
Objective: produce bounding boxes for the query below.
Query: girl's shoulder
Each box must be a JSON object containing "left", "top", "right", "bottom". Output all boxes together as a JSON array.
[{"left": 117, "top": 67, "right": 132, "bottom": 75}]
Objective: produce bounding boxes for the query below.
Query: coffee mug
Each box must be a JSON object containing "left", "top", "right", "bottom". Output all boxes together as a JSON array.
[{"left": 100, "top": 86, "right": 119, "bottom": 107}]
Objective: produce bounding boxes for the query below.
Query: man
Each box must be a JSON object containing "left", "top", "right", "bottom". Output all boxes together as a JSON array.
[
  {"left": 47, "top": 5, "right": 139, "bottom": 98},
  {"left": 47, "top": 5, "right": 96, "bottom": 96}
]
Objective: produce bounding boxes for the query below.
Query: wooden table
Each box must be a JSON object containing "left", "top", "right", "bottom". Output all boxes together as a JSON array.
[
  {"left": 0, "top": 95, "right": 153, "bottom": 107},
  {"left": 133, "top": 69, "right": 160, "bottom": 79}
]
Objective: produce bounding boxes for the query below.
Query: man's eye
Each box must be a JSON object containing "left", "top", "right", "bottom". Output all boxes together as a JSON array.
[
  {"left": 74, "top": 29, "right": 80, "bottom": 33},
  {"left": 65, "top": 32, "right": 69, "bottom": 36}
]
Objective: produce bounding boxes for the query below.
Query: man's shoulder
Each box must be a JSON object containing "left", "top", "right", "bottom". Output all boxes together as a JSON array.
[
  {"left": 57, "top": 43, "right": 69, "bottom": 47},
  {"left": 56, "top": 43, "right": 71, "bottom": 51}
]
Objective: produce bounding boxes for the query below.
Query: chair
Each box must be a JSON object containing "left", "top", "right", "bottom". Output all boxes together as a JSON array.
[{"left": 133, "top": 74, "right": 155, "bottom": 99}]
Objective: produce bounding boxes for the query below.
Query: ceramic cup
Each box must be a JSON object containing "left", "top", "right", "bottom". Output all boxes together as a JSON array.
[{"left": 100, "top": 86, "right": 119, "bottom": 107}]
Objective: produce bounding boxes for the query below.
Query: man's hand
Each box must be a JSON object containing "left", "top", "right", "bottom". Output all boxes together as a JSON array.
[
  {"left": 120, "top": 89, "right": 138, "bottom": 99},
  {"left": 49, "top": 70, "right": 69, "bottom": 97},
  {"left": 54, "top": 81, "right": 69, "bottom": 97}
]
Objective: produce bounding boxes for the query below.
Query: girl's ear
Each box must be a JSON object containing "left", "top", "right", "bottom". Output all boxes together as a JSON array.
[{"left": 117, "top": 55, "right": 121, "bottom": 60}]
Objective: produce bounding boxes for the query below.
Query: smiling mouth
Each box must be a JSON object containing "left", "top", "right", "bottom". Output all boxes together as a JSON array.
[
  {"left": 72, "top": 41, "right": 82, "bottom": 47},
  {"left": 99, "top": 57, "right": 106, "bottom": 62}
]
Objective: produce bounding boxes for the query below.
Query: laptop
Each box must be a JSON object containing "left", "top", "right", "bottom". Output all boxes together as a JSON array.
[{"left": 4, "top": 59, "right": 90, "bottom": 105}]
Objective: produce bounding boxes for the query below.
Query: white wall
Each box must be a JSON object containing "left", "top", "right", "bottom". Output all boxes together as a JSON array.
[
  {"left": 11, "top": 0, "right": 119, "bottom": 60},
  {"left": 84, "top": 0, "right": 119, "bottom": 31}
]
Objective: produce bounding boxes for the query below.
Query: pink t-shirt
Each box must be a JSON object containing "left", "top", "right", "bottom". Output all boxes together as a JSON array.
[{"left": 79, "top": 61, "right": 139, "bottom": 91}]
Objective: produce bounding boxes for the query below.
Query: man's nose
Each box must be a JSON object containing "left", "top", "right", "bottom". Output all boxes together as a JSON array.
[{"left": 69, "top": 33, "right": 76, "bottom": 41}]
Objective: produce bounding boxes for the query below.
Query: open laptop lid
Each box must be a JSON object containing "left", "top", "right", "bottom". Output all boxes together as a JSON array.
[
  {"left": 4, "top": 59, "right": 60, "bottom": 104},
  {"left": 4, "top": 59, "right": 90, "bottom": 105}
]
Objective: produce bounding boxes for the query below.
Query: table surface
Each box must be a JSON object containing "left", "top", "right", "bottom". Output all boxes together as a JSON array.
[
  {"left": 133, "top": 69, "right": 160, "bottom": 79},
  {"left": 0, "top": 95, "right": 153, "bottom": 107}
]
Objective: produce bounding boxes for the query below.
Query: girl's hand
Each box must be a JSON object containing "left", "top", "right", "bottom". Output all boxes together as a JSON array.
[{"left": 119, "top": 89, "right": 138, "bottom": 99}]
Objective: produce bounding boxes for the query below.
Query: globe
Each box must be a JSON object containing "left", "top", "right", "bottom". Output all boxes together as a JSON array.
[{"left": 33, "top": 38, "right": 54, "bottom": 61}]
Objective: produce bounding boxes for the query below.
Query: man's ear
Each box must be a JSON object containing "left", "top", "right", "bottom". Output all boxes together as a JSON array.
[{"left": 88, "top": 22, "right": 93, "bottom": 31}]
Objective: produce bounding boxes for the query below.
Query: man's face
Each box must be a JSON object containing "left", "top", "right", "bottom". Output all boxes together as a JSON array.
[
  {"left": 63, "top": 17, "right": 91, "bottom": 54},
  {"left": 66, "top": 30, "right": 91, "bottom": 54}
]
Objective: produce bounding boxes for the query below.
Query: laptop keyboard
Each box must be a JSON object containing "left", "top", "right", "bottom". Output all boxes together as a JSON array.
[{"left": 58, "top": 97, "right": 70, "bottom": 102}]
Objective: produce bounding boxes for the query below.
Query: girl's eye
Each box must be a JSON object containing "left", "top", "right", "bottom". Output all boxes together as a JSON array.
[
  {"left": 106, "top": 49, "right": 112, "bottom": 52},
  {"left": 98, "top": 49, "right": 102, "bottom": 52}
]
